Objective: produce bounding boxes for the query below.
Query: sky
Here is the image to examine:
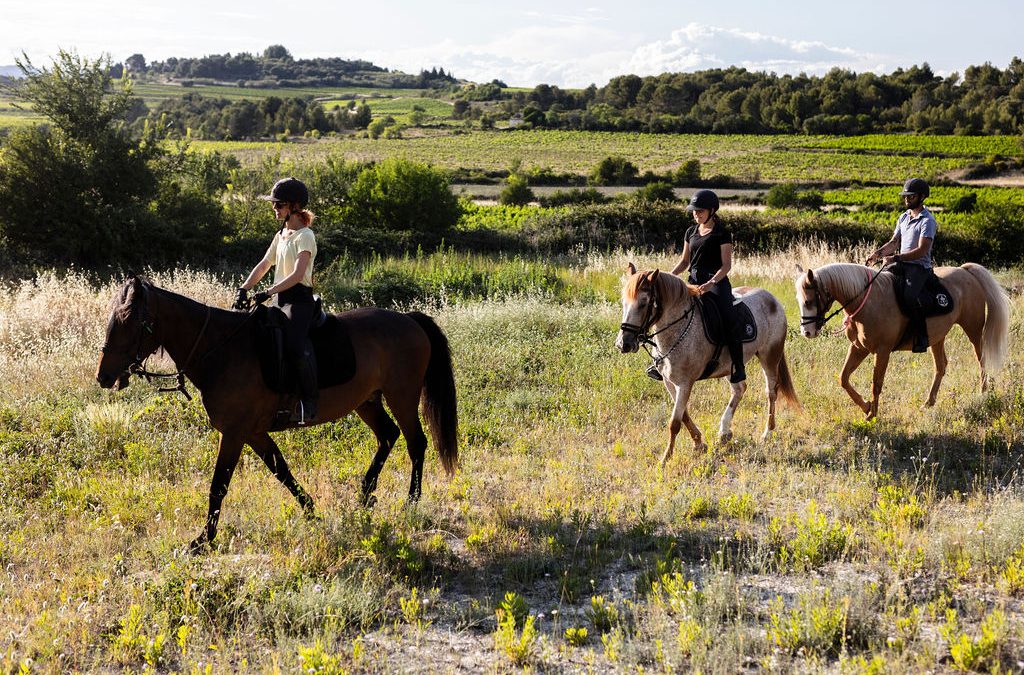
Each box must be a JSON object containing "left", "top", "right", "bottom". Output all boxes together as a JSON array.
[{"left": 3, "top": 0, "right": 1022, "bottom": 88}]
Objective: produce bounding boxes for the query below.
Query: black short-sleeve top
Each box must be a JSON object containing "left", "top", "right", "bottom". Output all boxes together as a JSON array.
[{"left": 685, "top": 222, "right": 734, "bottom": 284}]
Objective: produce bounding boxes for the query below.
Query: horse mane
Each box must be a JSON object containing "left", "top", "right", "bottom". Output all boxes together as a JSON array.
[
  {"left": 813, "top": 263, "right": 878, "bottom": 300},
  {"left": 625, "top": 270, "right": 699, "bottom": 304}
]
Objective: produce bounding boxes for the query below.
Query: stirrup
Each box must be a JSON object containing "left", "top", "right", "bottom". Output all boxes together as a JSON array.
[
  {"left": 646, "top": 364, "right": 664, "bottom": 381},
  {"left": 290, "top": 401, "right": 317, "bottom": 425}
]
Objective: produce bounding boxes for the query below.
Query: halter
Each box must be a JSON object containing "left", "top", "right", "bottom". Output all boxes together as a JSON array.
[
  {"left": 619, "top": 274, "right": 695, "bottom": 344},
  {"left": 800, "top": 264, "right": 887, "bottom": 331}
]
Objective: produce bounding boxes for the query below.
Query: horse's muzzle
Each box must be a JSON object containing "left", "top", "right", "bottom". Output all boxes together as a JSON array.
[
  {"left": 616, "top": 331, "right": 639, "bottom": 353},
  {"left": 96, "top": 371, "right": 131, "bottom": 390}
]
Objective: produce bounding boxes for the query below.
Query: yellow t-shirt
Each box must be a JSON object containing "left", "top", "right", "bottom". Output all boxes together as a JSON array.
[{"left": 264, "top": 227, "right": 317, "bottom": 288}]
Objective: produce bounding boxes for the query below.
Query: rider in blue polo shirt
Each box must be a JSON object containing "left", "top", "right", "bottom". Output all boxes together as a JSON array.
[{"left": 865, "top": 177, "right": 937, "bottom": 353}]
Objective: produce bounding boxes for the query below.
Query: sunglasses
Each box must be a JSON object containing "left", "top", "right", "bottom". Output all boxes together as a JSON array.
[{"left": 271, "top": 201, "right": 288, "bottom": 209}]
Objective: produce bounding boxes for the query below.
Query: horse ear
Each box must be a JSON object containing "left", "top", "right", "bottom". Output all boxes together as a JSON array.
[
  {"left": 627, "top": 262, "right": 637, "bottom": 275},
  {"left": 651, "top": 269, "right": 661, "bottom": 282},
  {"left": 795, "top": 264, "right": 804, "bottom": 274},
  {"left": 806, "top": 269, "right": 815, "bottom": 282}
]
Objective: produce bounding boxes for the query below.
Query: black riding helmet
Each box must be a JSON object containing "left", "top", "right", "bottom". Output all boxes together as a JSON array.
[
  {"left": 261, "top": 177, "right": 309, "bottom": 208},
  {"left": 899, "top": 177, "right": 929, "bottom": 198},
  {"left": 686, "top": 189, "right": 720, "bottom": 212}
]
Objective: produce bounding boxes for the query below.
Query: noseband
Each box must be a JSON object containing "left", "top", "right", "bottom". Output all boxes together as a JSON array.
[
  {"left": 799, "top": 277, "right": 833, "bottom": 330},
  {"left": 619, "top": 276, "right": 664, "bottom": 342}
]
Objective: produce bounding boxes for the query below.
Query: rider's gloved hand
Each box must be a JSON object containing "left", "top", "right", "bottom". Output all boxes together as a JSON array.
[
  {"left": 252, "top": 291, "right": 272, "bottom": 305},
  {"left": 232, "top": 287, "right": 250, "bottom": 311}
]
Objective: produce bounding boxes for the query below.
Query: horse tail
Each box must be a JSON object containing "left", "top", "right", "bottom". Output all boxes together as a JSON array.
[
  {"left": 776, "top": 346, "right": 802, "bottom": 411},
  {"left": 962, "top": 263, "right": 1010, "bottom": 374},
  {"left": 407, "top": 312, "right": 459, "bottom": 476}
]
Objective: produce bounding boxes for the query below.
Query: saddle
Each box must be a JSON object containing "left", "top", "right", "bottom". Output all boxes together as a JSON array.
[
  {"left": 695, "top": 294, "right": 757, "bottom": 380},
  {"left": 697, "top": 294, "right": 758, "bottom": 346},
  {"left": 887, "top": 269, "right": 955, "bottom": 318},
  {"left": 254, "top": 298, "right": 357, "bottom": 395}
]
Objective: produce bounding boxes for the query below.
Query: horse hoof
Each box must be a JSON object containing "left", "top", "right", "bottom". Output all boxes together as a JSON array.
[
  {"left": 360, "top": 494, "right": 377, "bottom": 509},
  {"left": 187, "top": 536, "right": 209, "bottom": 556},
  {"left": 718, "top": 433, "right": 733, "bottom": 445},
  {"left": 694, "top": 442, "right": 708, "bottom": 454}
]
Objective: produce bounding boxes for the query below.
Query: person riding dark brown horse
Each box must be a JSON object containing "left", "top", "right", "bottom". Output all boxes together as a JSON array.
[{"left": 97, "top": 275, "right": 458, "bottom": 553}]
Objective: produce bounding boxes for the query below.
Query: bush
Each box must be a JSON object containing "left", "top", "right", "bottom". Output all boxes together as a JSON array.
[
  {"left": 538, "top": 188, "right": 609, "bottom": 207},
  {"left": 765, "top": 183, "right": 800, "bottom": 209},
  {"left": 632, "top": 181, "right": 677, "bottom": 203},
  {"left": 499, "top": 174, "right": 535, "bottom": 206},
  {"left": 589, "top": 156, "right": 638, "bottom": 186},
  {"left": 949, "top": 192, "right": 978, "bottom": 214},
  {"left": 673, "top": 159, "right": 701, "bottom": 186},
  {"left": 342, "top": 158, "right": 462, "bottom": 235}
]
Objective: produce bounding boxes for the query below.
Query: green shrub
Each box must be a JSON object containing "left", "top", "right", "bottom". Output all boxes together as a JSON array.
[
  {"left": 590, "top": 156, "right": 638, "bottom": 186},
  {"left": 538, "top": 188, "right": 609, "bottom": 207},
  {"left": 343, "top": 158, "right": 462, "bottom": 235},
  {"left": 499, "top": 174, "right": 535, "bottom": 205},
  {"left": 632, "top": 181, "right": 678, "bottom": 203}
]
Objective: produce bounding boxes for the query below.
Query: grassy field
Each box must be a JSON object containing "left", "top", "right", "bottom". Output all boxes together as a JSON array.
[{"left": 2, "top": 245, "right": 1023, "bottom": 672}]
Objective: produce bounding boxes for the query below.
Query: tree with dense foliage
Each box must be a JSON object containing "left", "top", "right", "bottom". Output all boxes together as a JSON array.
[
  {"left": 0, "top": 50, "right": 228, "bottom": 266},
  {"left": 342, "top": 159, "right": 462, "bottom": 235}
]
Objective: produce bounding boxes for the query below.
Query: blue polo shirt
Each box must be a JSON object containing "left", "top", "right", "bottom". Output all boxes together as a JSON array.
[{"left": 893, "top": 206, "right": 937, "bottom": 269}]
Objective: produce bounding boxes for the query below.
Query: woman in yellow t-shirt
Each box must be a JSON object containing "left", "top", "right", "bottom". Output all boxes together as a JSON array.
[{"left": 233, "top": 177, "right": 319, "bottom": 424}]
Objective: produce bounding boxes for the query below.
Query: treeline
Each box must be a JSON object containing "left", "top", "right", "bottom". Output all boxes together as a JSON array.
[
  {"left": 484, "top": 61, "right": 1024, "bottom": 135},
  {"left": 117, "top": 45, "right": 457, "bottom": 89},
  {"left": 143, "top": 94, "right": 372, "bottom": 140}
]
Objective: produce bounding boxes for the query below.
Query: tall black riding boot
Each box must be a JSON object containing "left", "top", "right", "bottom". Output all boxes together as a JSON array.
[
  {"left": 290, "top": 347, "right": 319, "bottom": 425},
  {"left": 728, "top": 339, "right": 746, "bottom": 383},
  {"left": 911, "top": 313, "right": 928, "bottom": 353}
]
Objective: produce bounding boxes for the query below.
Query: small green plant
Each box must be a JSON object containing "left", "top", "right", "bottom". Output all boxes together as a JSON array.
[
  {"left": 999, "top": 543, "right": 1024, "bottom": 595},
  {"left": 651, "top": 571, "right": 702, "bottom": 616},
  {"left": 564, "top": 626, "right": 589, "bottom": 647},
  {"left": 399, "top": 587, "right": 429, "bottom": 627},
  {"left": 769, "top": 501, "right": 853, "bottom": 572},
  {"left": 677, "top": 617, "right": 704, "bottom": 657},
  {"left": 940, "top": 608, "right": 1007, "bottom": 672},
  {"left": 887, "top": 605, "right": 921, "bottom": 653},
  {"left": 495, "top": 591, "right": 529, "bottom": 628},
  {"left": 494, "top": 611, "right": 537, "bottom": 666},
  {"left": 686, "top": 495, "right": 716, "bottom": 520},
  {"left": 767, "top": 591, "right": 849, "bottom": 657},
  {"left": 871, "top": 485, "right": 927, "bottom": 534},
  {"left": 719, "top": 492, "right": 758, "bottom": 520},
  {"left": 110, "top": 604, "right": 147, "bottom": 664},
  {"left": 586, "top": 595, "right": 620, "bottom": 633},
  {"left": 297, "top": 639, "right": 346, "bottom": 675}
]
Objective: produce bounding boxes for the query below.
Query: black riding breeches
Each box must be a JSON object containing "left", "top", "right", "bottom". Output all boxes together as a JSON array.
[
  {"left": 895, "top": 262, "right": 930, "bottom": 309},
  {"left": 277, "top": 285, "right": 315, "bottom": 362}
]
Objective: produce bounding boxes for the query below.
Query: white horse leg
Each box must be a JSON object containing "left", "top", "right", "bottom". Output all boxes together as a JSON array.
[
  {"left": 718, "top": 380, "right": 747, "bottom": 444},
  {"left": 661, "top": 381, "right": 699, "bottom": 468},
  {"left": 760, "top": 355, "right": 779, "bottom": 442}
]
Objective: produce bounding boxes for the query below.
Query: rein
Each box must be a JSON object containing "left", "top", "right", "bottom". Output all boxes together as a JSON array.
[
  {"left": 619, "top": 274, "right": 699, "bottom": 377},
  {"left": 801, "top": 263, "right": 888, "bottom": 331},
  {"left": 122, "top": 283, "right": 259, "bottom": 400}
]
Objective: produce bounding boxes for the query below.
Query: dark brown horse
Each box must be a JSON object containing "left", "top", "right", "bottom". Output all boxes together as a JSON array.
[{"left": 96, "top": 275, "right": 458, "bottom": 552}]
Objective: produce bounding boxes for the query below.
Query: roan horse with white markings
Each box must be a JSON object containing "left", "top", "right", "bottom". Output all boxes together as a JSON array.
[
  {"left": 794, "top": 262, "right": 1009, "bottom": 419},
  {"left": 616, "top": 265, "right": 800, "bottom": 467}
]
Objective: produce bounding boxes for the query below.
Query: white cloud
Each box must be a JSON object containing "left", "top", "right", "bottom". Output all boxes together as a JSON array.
[
  {"left": 376, "top": 22, "right": 887, "bottom": 88},
  {"left": 624, "top": 23, "right": 881, "bottom": 78}
]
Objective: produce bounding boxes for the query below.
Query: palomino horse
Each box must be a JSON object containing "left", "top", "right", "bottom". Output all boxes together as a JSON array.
[
  {"left": 616, "top": 265, "right": 800, "bottom": 467},
  {"left": 795, "top": 262, "right": 1009, "bottom": 418},
  {"left": 96, "top": 275, "right": 458, "bottom": 552}
]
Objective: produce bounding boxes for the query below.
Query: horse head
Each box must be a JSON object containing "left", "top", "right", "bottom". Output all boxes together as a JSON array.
[
  {"left": 616, "top": 263, "right": 663, "bottom": 353},
  {"left": 96, "top": 275, "right": 161, "bottom": 390},
  {"left": 794, "top": 264, "right": 837, "bottom": 338}
]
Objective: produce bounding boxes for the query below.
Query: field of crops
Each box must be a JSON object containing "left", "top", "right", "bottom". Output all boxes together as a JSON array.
[
  {"left": 2, "top": 246, "right": 1024, "bottom": 672},
  {"left": 186, "top": 130, "right": 1007, "bottom": 185},
  {"left": 801, "top": 134, "right": 1024, "bottom": 157}
]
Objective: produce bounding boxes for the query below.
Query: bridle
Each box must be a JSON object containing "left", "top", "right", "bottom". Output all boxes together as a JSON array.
[
  {"left": 102, "top": 280, "right": 213, "bottom": 400},
  {"left": 619, "top": 274, "right": 696, "bottom": 344},
  {"left": 800, "top": 264, "right": 888, "bottom": 331}
]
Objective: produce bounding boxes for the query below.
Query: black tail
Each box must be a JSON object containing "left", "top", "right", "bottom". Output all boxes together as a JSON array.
[{"left": 407, "top": 312, "right": 459, "bottom": 476}]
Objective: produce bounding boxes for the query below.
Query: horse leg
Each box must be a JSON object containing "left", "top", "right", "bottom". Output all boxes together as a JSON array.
[
  {"left": 868, "top": 350, "right": 892, "bottom": 420},
  {"left": 385, "top": 390, "right": 429, "bottom": 503},
  {"left": 718, "top": 380, "right": 747, "bottom": 444},
  {"left": 190, "top": 433, "right": 243, "bottom": 554},
  {"left": 840, "top": 344, "right": 871, "bottom": 415},
  {"left": 759, "top": 354, "right": 780, "bottom": 443},
  {"left": 926, "top": 339, "right": 948, "bottom": 407},
  {"left": 966, "top": 326, "right": 989, "bottom": 392},
  {"left": 356, "top": 397, "right": 402, "bottom": 507},
  {"left": 660, "top": 381, "right": 702, "bottom": 469},
  {"left": 248, "top": 432, "right": 316, "bottom": 518}
]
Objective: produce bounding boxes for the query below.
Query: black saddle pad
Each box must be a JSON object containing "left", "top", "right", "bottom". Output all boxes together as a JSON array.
[
  {"left": 254, "top": 305, "right": 357, "bottom": 394},
  {"left": 698, "top": 295, "right": 758, "bottom": 346},
  {"left": 889, "top": 269, "right": 955, "bottom": 319}
]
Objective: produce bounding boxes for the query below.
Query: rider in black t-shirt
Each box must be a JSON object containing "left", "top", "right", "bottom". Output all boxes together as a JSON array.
[{"left": 671, "top": 189, "right": 746, "bottom": 383}]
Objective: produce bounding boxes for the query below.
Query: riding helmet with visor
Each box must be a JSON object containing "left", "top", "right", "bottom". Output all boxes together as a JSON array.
[
  {"left": 899, "top": 177, "right": 929, "bottom": 198},
  {"left": 686, "top": 189, "right": 720, "bottom": 212},
  {"left": 261, "top": 177, "right": 309, "bottom": 208}
]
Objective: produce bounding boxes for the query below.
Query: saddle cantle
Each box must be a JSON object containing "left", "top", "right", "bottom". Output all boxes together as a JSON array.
[
  {"left": 254, "top": 302, "right": 357, "bottom": 395},
  {"left": 697, "top": 295, "right": 758, "bottom": 346}
]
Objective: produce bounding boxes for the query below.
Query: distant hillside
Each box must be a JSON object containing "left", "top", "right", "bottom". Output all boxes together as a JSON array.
[
  {"left": 127, "top": 45, "right": 457, "bottom": 89},
  {"left": 0, "top": 65, "right": 22, "bottom": 78}
]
